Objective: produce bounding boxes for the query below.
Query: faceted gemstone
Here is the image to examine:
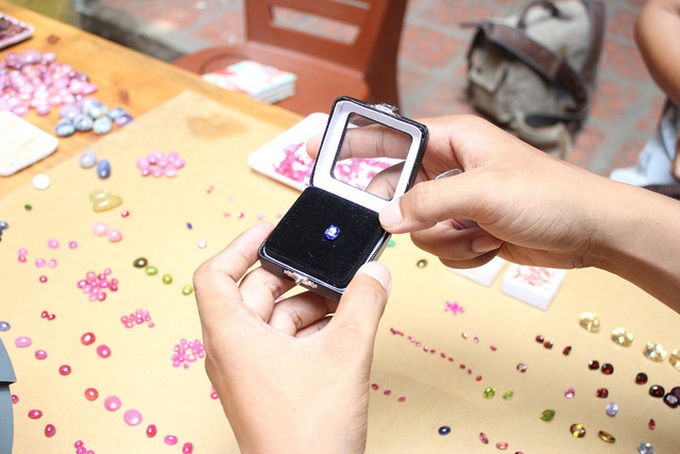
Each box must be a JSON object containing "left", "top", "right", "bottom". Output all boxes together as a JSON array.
[
  {"left": 611, "top": 327, "right": 634, "bottom": 347},
  {"left": 588, "top": 360, "right": 600, "bottom": 370},
  {"left": 133, "top": 257, "right": 148, "bottom": 268},
  {"left": 596, "top": 388, "right": 609, "bottom": 398},
  {"left": 502, "top": 391, "right": 514, "bottom": 400},
  {"left": 543, "top": 340, "right": 553, "bottom": 349},
  {"left": 597, "top": 430, "right": 616, "bottom": 444},
  {"left": 570, "top": 423, "right": 586, "bottom": 438},
  {"left": 649, "top": 385, "right": 665, "bottom": 398},
  {"left": 637, "top": 442, "right": 654, "bottom": 454},
  {"left": 539, "top": 409, "right": 556, "bottom": 421},
  {"left": 438, "top": 426, "right": 451, "bottom": 436},
  {"left": 669, "top": 349, "right": 680, "bottom": 372},
  {"left": 605, "top": 402, "right": 619, "bottom": 416},
  {"left": 663, "top": 393, "right": 678, "bottom": 408},
  {"left": 672, "top": 386, "right": 680, "bottom": 398},
  {"left": 601, "top": 363, "right": 614, "bottom": 375},
  {"left": 648, "top": 418, "right": 656, "bottom": 430},
  {"left": 579, "top": 311, "right": 601, "bottom": 332},
  {"left": 323, "top": 224, "right": 340, "bottom": 241},
  {"left": 483, "top": 387, "right": 495, "bottom": 399},
  {"left": 635, "top": 372, "right": 649, "bottom": 385},
  {"left": 564, "top": 388, "right": 575, "bottom": 399},
  {"left": 535, "top": 335, "right": 544, "bottom": 343},
  {"left": 643, "top": 342, "right": 667, "bottom": 362},
  {"left": 479, "top": 432, "right": 489, "bottom": 444},
  {"left": 495, "top": 442, "right": 509, "bottom": 450},
  {"left": 516, "top": 363, "right": 527, "bottom": 373},
  {"left": 562, "top": 346, "right": 572, "bottom": 356}
]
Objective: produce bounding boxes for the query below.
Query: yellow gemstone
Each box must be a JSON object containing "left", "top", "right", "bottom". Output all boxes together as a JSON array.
[
  {"left": 570, "top": 423, "right": 586, "bottom": 438},
  {"left": 597, "top": 430, "right": 616, "bottom": 443},
  {"left": 483, "top": 387, "right": 495, "bottom": 399},
  {"left": 643, "top": 342, "right": 667, "bottom": 362},
  {"left": 579, "top": 312, "right": 600, "bottom": 333},
  {"left": 669, "top": 349, "right": 680, "bottom": 372},
  {"left": 611, "top": 327, "right": 634, "bottom": 347}
]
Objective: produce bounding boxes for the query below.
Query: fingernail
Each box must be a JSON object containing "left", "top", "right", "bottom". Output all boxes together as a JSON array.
[
  {"left": 358, "top": 262, "right": 392, "bottom": 292},
  {"left": 379, "top": 200, "right": 403, "bottom": 229},
  {"left": 471, "top": 235, "right": 502, "bottom": 254}
]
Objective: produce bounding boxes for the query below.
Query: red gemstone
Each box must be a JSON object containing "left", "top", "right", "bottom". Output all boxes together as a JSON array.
[
  {"left": 635, "top": 372, "right": 648, "bottom": 385},
  {"left": 562, "top": 346, "right": 572, "bottom": 356},
  {"left": 649, "top": 385, "right": 665, "bottom": 398},
  {"left": 58, "top": 365, "right": 72, "bottom": 376},
  {"left": 601, "top": 363, "right": 614, "bottom": 375},
  {"left": 588, "top": 360, "right": 600, "bottom": 370},
  {"left": 543, "top": 340, "right": 553, "bottom": 349},
  {"left": 663, "top": 393, "right": 679, "bottom": 408},
  {"left": 44, "top": 424, "right": 56, "bottom": 438},
  {"left": 535, "top": 335, "right": 544, "bottom": 343},
  {"left": 146, "top": 424, "right": 157, "bottom": 438},
  {"left": 84, "top": 388, "right": 99, "bottom": 401},
  {"left": 648, "top": 418, "right": 656, "bottom": 430},
  {"left": 596, "top": 388, "right": 609, "bottom": 398},
  {"left": 80, "top": 332, "right": 96, "bottom": 346}
]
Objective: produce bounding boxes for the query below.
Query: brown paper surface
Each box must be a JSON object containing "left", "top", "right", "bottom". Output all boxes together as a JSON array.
[{"left": 0, "top": 91, "right": 678, "bottom": 453}]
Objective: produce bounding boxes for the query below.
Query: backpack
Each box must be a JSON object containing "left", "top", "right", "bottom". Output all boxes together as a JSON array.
[{"left": 465, "top": 0, "right": 605, "bottom": 157}]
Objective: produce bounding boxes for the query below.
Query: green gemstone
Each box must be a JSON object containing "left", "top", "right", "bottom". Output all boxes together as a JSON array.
[
  {"left": 502, "top": 391, "right": 514, "bottom": 400},
  {"left": 145, "top": 266, "right": 158, "bottom": 276},
  {"left": 540, "top": 409, "right": 556, "bottom": 421},
  {"left": 483, "top": 387, "right": 495, "bottom": 399},
  {"left": 181, "top": 285, "right": 194, "bottom": 296},
  {"left": 24, "top": 204, "right": 32, "bottom": 211},
  {"left": 387, "top": 239, "right": 396, "bottom": 247},
  {"left": 133, "top": 257, "right": 148, "bottom": 268},
  {"left": 416, "top": 259, "right": 428, "bottom": 268},
  {"left": 162, "top": 274, "right": 173, "bottom": 284}
]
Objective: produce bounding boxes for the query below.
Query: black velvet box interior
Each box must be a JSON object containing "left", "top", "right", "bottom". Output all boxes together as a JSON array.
[{"left": 259, "top": 186, "right": 388, "bottom": 290}]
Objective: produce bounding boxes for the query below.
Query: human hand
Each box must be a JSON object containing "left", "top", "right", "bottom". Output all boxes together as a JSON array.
[
  {"left": 308, "top": 115, "right": 612, "bottom": 270},
  {"left": 193, "top": 222, "right": 391, "bottom": 453}
]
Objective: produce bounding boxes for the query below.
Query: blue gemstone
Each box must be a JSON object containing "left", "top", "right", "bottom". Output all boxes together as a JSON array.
[
  {"left": 93, "top": 116, "right": 113, "bottom": 134},
  {"left": 324, "top": 224, "right": 340, "bottom": 240},
  {"left": 73, "top": 114, "right": 94, "bottom": 132},
  {"left": 107, "top": 107, "right": 126, "bottom": 120},
  {"left": 55, "top": 119, "right": 75, "bottom": 137},
  {"left": 438, "top": 425, "right": 451, "bottom": 436},
  {"left": 97, "top": 159, "right": 111, "bottom": 179},
  {"left": 0, "top": 321, "right": 10, "bottom": 332}
]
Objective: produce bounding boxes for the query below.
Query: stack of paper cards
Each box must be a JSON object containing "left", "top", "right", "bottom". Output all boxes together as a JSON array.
[
  {"left": 0, "top": 111, "right": 58, "bottom": 176},
  {"left": 448, "top": 256, "right": 506, "bottom": 287},
  {"left": 501, "top": 264, "right": 567, "bottom": 310},
  {"left": 202, "top": 60, "right": 297, "bottom": 104}
]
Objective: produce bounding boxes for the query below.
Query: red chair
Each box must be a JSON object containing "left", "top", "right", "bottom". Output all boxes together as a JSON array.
[{"left": 173, "top": 0, "right": 408, "bottom": 115}]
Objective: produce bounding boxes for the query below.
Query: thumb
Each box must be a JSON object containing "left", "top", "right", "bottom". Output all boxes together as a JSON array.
[{"left": 332, "top": 262, "right": 391, "bottom": 342}]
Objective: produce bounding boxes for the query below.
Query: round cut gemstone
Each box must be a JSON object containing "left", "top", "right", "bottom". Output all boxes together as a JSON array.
[
  {"left": 596, "top": 388, "right": 609, "bottom": 398},
  {"left": 643, "top": 342, "right": 667, "bottom": 362},
  {"left": 601, "top": 363, "right": 614, "bottom": 375},
  {"left": 516, "top": 363, "right": 527, "bottom": 373},
  {"left": 637, "top": 442, "right": 654, "bottom": 454},
  {"left": 610, "top": 327, "right": 634, "bottom": 347},
  {"left": 635, "top": 372, "right": 648, "bottom": 385},
  {"left": 598, "top": 430, "right": 616, "bottom": 443},
  {"left": 588, "top": 360, "right": 600, "bottom": 370},
  {"left": 564, "top": 387, "right": 575, "bottom": 399},
  {"left": 649, "top": 385, "right": 665, "bottom": 398},
  {"left": 483, "top": 387, "right": 495, "bottom": 399},
  {"left": 663, "top": 393, "right": 678, "bottom": 408},
  {"left": 535, "top": 335, "right": 544, "bottom": 343},
  {"left": 570, "top": 423, "right": 586, "bottom": 438},
  {"left": 605, "top": 402, "right": 619, "bottom": 416},
  {"left": 579, "top": 312, "right": 601, "bottom": 332},
  {"left": 540, "top": 409, "right": 556, "bottom": 421}
]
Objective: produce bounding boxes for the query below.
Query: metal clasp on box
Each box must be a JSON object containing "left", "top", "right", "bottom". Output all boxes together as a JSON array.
[{"left": 283, "top": 269, "right": 318, "bottom": 289}]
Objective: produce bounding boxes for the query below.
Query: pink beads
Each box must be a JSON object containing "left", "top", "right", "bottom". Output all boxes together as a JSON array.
[
  {"left": 41, "top": 310, "right": 56, "bottom": 321},
  {"left": 172, "top": 339, "right": 205, "bottom": 369},
  {"left": 121, "top": 309, "right": 153, "bottom": 328},
  {"left": 96, "top": 344, "right": 111, "bottom": 358},
  {"left": 103, "top": 395, "right": 121, "bottom": 411},
  {"left": 92, "top": 222, "right": 123, "bottom": 242},
  {"left": 77, "top": 268, "right": 118, "bottom": 302},
  {"left": 164, "top": 435, "right": 178, "bottom": 446},
  {"left": 123, "top": 409, "right": 142, "bottom": 426},
  {"left": 182, "top": 442, "right": 194, "bottom": 453},
  {"left": 34, "top": 350, "right": 48, "bottom": 360},
  {"left": 146, "top": 424, "right": 157, "bottom": 438},
  {"left": 80, "top": 332, "right": 96, "bottom": 346},
  {"left": 14, "top": 336, "right": 32, "bottom": 348},
  {"left": 59, "top": 364, "right": 72, "bottom": 376},
  {"left": 136, "top": 150, "right": 185, "bottom": 178}
]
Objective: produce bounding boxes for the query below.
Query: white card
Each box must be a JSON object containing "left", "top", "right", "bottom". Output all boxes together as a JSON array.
[
  {"left": 448, "top": 256, "right": 506, "bottom": 286},
  {"left": 501, "top": 264, "right": 567, "bottom": 310}
]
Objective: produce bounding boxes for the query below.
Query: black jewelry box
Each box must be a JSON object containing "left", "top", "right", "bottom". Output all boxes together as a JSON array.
[{"left": 259, "top": 96, "right": 428, "bottom": 301}]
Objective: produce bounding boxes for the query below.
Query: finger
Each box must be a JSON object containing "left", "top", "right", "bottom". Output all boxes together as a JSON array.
[
  {"left": 238, "top": 267, "right": 297, "bottom": 321},
  {"left": 267, "top": 291, "right": 338, "bottom": 336},
  {"left": 193, "top": 222, "right": 274, "bottom": 323},
  {"left": 410, "top": 223, "right": 503, "bottom": 262},
  {"left": 328, "top": 262, "right": 391, "bottom": 350}
]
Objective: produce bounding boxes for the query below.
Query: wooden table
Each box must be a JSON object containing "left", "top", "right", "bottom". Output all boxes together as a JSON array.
[
  {"left": 0, "top": 4, "right": 678, "bottom": 454},
  {"left": 0, "top": 0, "right": 301, "bottom": 197}
]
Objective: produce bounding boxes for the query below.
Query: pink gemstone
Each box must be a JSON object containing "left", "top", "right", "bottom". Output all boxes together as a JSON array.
[
  {"left": 164, "top": 435, "right": 178, "bottom": 446},
  {"left": 47, "top": 239, "right": 59, "bottom": 249},
  {"left": 565, "top": 388, "right": 575, "bottom": 399},
  {"left": 84, "top": 388, "right": 99, "bottom": 401},
  {"left": 48, "top": 259, "right": 57, "bottom": 268},
  {"left": 479, "top": 432, "right": 489, "bottom": 444},
  {"left": 92, "top": 222, "right": 109, "bottom": 236},
  {"left": 123, "top": 409, "right": 143, "bottom": 426},
  {"left": 146, "top": 424, "right": 157, "bottom": 438},
  {"left": 81, "top": 332, "right": 96, "bottom": 345},
  {"left": 103, "top": 395, "right": 121, "bottom": 411},
  {"left": 182, "top": 442, "right": 194, "bottom": 453},
  {"left": 96, "top": 344, "right": 111, "bottom": 358},
  {"left": 59, "top": 364, "right": 72, "bottom": 376},
  {"left": 107, "top": 229, "right": 123, "bottom": 242},
  {"left": 496, "top": 441, "right": 509, "bottom": 450},
  {"left": 11, "top": 395, "right": 18, "bottom": 404},
  {"left": 44, "top": 423, "right": 56, "bottom": 438},
  {"left": 14, "top": 337, "right": 32, "bottom": 348},
  {"left": 69, "top": 241, "right": 78, "bottom": 249},
  {"left": 39, "top": 275, "right": 48, "bottom": 283},
  {"left": 35, "top": 258, "right": 46, "bottom": 267},
  {"left": 35, "top": 350, "right": 48, "bottom": 360},
  {"left": 28, "top": 409, "right": 43, "bottom": 419}
]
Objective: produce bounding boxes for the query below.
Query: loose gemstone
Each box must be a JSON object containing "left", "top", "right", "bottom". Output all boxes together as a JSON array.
[
  {"left": 24, "top": 204, "right": 32, "bottom": 211},
  {"left": 323, "top": 224, "right": 340, "bottom": 241},
  {"left": 79, "top": 150, "right": 97, "bottom": 168},
  {"left": 669, "top": 349, "right": 680, "bottom": 372},
  {"left": 495, "top": 441, "right": 509, "bottom": 450},
  {"left": 597, "top": 430, "right": 615, "bottom": 443},
  {"left": 197, "top": 240, "right": 207, "bottom": 249},
  {"left": 58, "top": 365, "right": 72, "bottom": 376},
  {"left": 0, "top": 321, "right": 9, "bottom": 331},
  {"left": 588, "top": 360, "right": 600, "bottom": 370},
  {"left": 73, "top": 114, "right": 94, "bottom": 131},
  {"left": 162, "top": 274, "right": 173, "bottom": 284},
  {"left": 55, "top": 120, "right": 75, "bottom": 137},
  {"left": 14, "top": 337, "right": 32, "bottom": 348},
  {"left": 516, "top": 363, "right": 527, "bottom": 373},
  {"left": 96, "top": 344, "right": 111, "bottom": 358},
  {"left": 579, "top": 311, "right": 601, "bottom": 332},
  {"left": 635, "top": 372, "right": 648, "bottom": 385},
  {"left": 103, "top": 395, "right": 121, "bottom": 411},
  {"left": 570, "top": 423, "right": 586, "bottom": 438},
  {"left": 34, "top": 350, "right": 47, "bottom": 360},
  {"left": 502, "top": 391, "right": 514, "bottom": 400},
  {"left": 146, "top": 424, "right": 158, "bottom": 438},
  {"left": 165, "top": 435, "right": 178, "bottom": 446},
  {"left": 107, "top": 229, "right": 123, "bottom": 242},
  {"left": 543, "top": 340, "right": 553, "bottom": 349},
  {"left": 637, "top": 442, "right": 654, "bottom": 454},
  {"left": 438, "top": 426, "right": 451, "bottom": 435},
  {"left": 182, "top": 443, "right": 194, "bottom": 454},
  {"left": 535, "top": 335, "right": 544, "bottom": 343},
  {"left": 596, "top": 388, "right": 609, "bottom": 398},
  {"left": 601, "top": 363, "right": 614, "bottom": 375},
  {"left": 93, "top": 116, "right": 113, "bottom": 134},
  {"left": 96, "top": 159, "right": 111, "bottom": 179},
  {"left": 483, "top": 387, "right": 495, "bottom": 399},
  {"left": 649, "top": 385, "right": 665, "bottom": 398},
  {"left": 133, "top": 257, "right": 148, "bottom": 268},
  {"left": 416, "top": 259, "right": 428, "bottom": 268},
  {"left": 80, "top": 332, "right": 96, "bottom": 345},
  {"left": 564, "top": 387, "right": 575, "bottom": 399},
  {"left": 84, "top": 388, "right": 99, "bottom": 401},
  {"left": 32, "top": 174, "right": 50, "bottom": 190},
  {"left": 672, "top": 386, "right": 680, "bottom": 398},
  {"left": 643, "top": 342, "right": 667, "bottom": 362},
  {"left": 562, "top": 346, "right": 572, "bottom": 356},
  {"left": 605, "top": 402, "right": 619, "bottom": 416},
  {"left": 44, "top": 424, "right": 56, "bottom": 438},
  {"left": 181, "top": 285, "right": 194, "bottom": 295},
  {"left": 479, "top": 432, "right": 489, "bottom": 444},
  {"left": 610, "top": 327, "right": 634, "bottom": 347},
  {"left": 648, "top": 418, "right": 656, "bottom": 430},
  {"left": 145, "top": 266, "right": 158, "bottom": 276},
  {"left": 123, "top": 409, "right": 143, "bottom": 426},
  {"left": 663, "top": 393, "right": 678, "bottom": 408},
  {"left": 539, "top": 409, "right": 556, "bottom": 421},
  {"left": 28, "top": 409, "right": 43, "bottom": 419}
]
